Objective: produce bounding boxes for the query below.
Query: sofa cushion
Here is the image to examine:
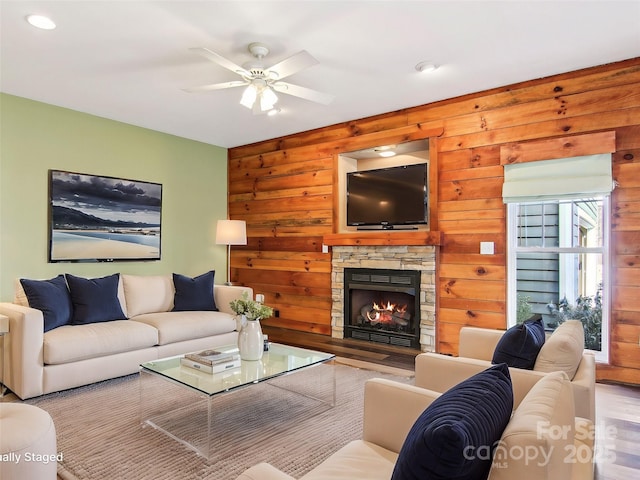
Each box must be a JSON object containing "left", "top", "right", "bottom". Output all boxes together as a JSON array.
[
  {"left": 492, "top": 318, "right": 545, "bottom": 369},
  {"left": 534, "top": 320, "right": 584, "bottom": 380},
  {"left": 66, "top": 273, "right": 126, "bottom": 325},
  {"left": 131, "top": 311, "right": 236, "bottom": 345},
  {"left": 122, "top": 274, "right": 174, "bottom": 317},
  {"left": 43, "top": 319, "right": 159, "bottom": 365},
  {"left": 172, "top": 271, "right": 218, "bottom": 312},
  {"left": 391, "top": 363, "right": 513, "bottom": 480},
  {"left": 488, "top": 371, "right": 574, "bottom": 479},
  {"left": 20, "top": 275, "right": 73, "bottom": 332},
  {"left": 300, "top": 440, "right": 397, "bottom": 480}
]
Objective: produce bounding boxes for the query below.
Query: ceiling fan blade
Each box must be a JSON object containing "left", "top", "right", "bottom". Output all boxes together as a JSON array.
[
  {"left": 183, "top": 80, "right": 247, "bottom": 93},
  {"left": 189, "top": 47, "right": 250, "bottom": 77},
  {"left": 265, "top": 50, "right": 319, "bottom": 80},
  {"left": 272, "top": 82, "right": 334, "bottom": 105}
]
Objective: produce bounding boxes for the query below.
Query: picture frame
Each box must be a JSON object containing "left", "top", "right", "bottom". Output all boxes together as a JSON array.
[{"left": 48, "top": 170, "right": 162, "bottom": 262}]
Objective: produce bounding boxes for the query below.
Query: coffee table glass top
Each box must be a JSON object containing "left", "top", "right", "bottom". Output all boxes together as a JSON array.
[{"left": 140, "top": 343, "right": 335, "bottom": 397}]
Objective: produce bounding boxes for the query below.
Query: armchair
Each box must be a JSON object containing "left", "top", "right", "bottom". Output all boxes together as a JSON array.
[
  {"left": 236, "top": 371, "right": 594, "bottom": 480},
  {"left": 415, "top": 325, "right": 596, "bottom": 421}
]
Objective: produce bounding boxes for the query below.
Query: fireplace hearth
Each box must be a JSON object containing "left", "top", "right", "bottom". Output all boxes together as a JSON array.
[{"left": 344, "top": 268, "right": 421, "bottom": 348}]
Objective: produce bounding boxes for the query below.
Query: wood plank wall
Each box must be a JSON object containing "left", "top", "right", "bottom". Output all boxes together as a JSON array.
[{"left": 229, "top": 58, "right": 640, "bottom": 384}]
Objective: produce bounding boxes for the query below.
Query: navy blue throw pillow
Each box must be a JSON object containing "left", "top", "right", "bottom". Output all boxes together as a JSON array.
[
  {"left": 20, "top": 275, "right": 73, "bottom": 332},
  {"left": 492, "top": 318, "right": 546, "bottom": 369},
  {"left": 172, "top": 271, "right": 217, "bottom": 312},
  {"left": 391, "top": 363, "right": 513, "bottom": 480},
  {"left": 65, "top": 273, "right": 126, "bottom": 325}
]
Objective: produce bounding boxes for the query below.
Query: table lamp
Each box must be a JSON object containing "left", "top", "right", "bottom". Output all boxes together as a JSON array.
[{"left": 216, "top": 220, "right": 247, "bottom": 285}]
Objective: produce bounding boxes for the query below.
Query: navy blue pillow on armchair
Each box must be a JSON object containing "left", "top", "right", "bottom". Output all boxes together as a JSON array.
[
  {"left": 65, "top": 273, "right": 126, "bottom": 325},
  {"left": 391, "top": 363, "right": 513, "bottom": 480},
  {"left": 492, "top": 318, "right": 546, "bottom": 369},
  {"left": 20, "top": 275, "right": 73, "bottom": 332},
  {"left": 172, "top": 271, "right": 218, "bottom": 312}
]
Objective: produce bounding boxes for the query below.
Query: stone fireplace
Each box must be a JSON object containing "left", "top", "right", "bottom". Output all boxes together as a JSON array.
[
  {"left": 344, "top": 267, "right": 421, "bottom": 348},
  {"left": 330, "top": 244, "right": 437, "bottom": 352}
]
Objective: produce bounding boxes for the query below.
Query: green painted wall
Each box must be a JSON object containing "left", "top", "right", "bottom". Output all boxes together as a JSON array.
[{"left": 0, "top": 94, "right": 229, "bottom": 301}]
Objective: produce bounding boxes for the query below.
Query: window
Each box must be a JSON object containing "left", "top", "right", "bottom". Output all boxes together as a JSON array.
[
  {"left": 507, "top": 197, "right": 609, "bottom": 362},
  {"left": 502, "top": 151, "right": 614, "bottom": 363}
]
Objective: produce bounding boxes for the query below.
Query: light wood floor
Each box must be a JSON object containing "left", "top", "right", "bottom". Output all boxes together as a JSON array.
[
  {"left": 264, "top": 326, "right": 640, "bottom": 479},
  {"left": 594, "top": 382, "right": 640, "bottom": 479}
]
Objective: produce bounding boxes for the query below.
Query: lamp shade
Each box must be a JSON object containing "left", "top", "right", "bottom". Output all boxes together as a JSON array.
[
  {"left": 240, "top": 84, "right": 258, "bottom": 109},
  {"left": 216, "top": 220, "right": 247, "bottom": 245}
]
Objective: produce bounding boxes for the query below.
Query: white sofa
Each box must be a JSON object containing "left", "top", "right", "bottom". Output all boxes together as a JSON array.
[
  {"left": 236, "top": 371, "right": 594, "bottom": 480},
  {"left": 0, "top": 274, "right": 252, "bottom": 400}
]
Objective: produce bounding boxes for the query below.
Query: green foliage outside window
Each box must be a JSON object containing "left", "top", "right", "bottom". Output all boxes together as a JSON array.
[
  {"left": 516, "top": 295, "right": 533, "bottom": 324},
  {"left": 546, "top": 285, "right": 603, "bottom": 351}
]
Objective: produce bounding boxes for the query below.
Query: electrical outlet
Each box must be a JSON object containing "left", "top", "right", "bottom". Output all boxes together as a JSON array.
[
  {"left": 255, "top": 294, "right": 265, "bottom": 303},
  {"left": 274, "top": 309, "right": 280, "bottom": 318}
]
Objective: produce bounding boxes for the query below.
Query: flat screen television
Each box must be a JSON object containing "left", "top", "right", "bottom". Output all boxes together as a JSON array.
[{"left": 346, "top": 163, "right": 428, "bottom": 229}]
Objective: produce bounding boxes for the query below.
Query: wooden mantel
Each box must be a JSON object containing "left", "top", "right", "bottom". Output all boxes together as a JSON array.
[{"left": 323, "top": 231, "right": 442, "bottom": 246}]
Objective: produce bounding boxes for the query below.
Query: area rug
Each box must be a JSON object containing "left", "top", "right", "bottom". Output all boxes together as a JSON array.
[{"left": 26, "top": 361, "right": 413, "bottom": 480}]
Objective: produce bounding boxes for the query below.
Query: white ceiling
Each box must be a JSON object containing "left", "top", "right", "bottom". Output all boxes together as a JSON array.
[{"left": 1, "top": 1, "right": 639, "bottom": 148}]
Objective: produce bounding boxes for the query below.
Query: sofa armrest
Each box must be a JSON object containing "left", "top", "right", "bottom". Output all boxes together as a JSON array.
[
  {"left": 363, "top": 378, "right": 440, "bottom": 454},
  {"left": 458, "top": 326, "right": 505, "bottom": 360},
  {"left": 572, "top": 417, "right": 595, "bottom": 480},
  {"left": 0, "top": 303, "right": 45, "bottom": 399},
  {"left": 570, "top": 352, "right": 596, "bottom": 422},
  {"left": 214, "top": 285, "right": 253, "bottom": 316},
  {"left": 415, "top": 353, "right": 543, "bottom": 409},
  {"left": 235, "top": 462, "right": 296, "bottom": 480}
]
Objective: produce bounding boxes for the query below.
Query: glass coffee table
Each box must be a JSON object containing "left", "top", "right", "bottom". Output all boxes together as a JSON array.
[{"left": 139, "top": 343, "right": 335, "bottom": 460}]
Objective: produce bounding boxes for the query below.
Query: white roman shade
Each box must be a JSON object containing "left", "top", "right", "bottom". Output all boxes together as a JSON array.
[{"left": 502, "top": 153, "right": 614, "bottom": 203}]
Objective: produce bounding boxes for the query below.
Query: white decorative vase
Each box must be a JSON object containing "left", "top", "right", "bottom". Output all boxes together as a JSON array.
[{"left": 238, "top": 317, "right": 264, "bottom": 361}]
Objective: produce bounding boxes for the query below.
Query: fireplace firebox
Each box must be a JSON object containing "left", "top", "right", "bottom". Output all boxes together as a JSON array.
[{"left": 344, "top": 268, "right": 421, "bottom": 348}]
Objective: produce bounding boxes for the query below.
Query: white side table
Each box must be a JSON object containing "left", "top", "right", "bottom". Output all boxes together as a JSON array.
[{"left": 0, "top": 314, "right": 8, "bottom": 397}]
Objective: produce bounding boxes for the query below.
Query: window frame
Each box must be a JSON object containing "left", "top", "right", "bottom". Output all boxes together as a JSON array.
[{"left": 507, "top": 197, "right": 610, "bottom": 363}]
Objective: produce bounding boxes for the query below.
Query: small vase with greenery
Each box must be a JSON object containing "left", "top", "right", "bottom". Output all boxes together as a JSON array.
[
  {"left": 230, "top": 291, "right": 274, "bottom": 321},
  {"left": 231, "top": 291, "right": 273, "bottom": 360}
]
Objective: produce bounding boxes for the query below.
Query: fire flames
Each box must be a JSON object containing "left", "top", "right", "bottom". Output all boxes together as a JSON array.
[{"left": 362, "top": 300, "right": 410, "bottom": 326}]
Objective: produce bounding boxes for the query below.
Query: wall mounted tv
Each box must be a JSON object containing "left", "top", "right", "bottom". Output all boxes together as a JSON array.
[{"left": 346, "top": 163, "right": 428, "bottom": 229}]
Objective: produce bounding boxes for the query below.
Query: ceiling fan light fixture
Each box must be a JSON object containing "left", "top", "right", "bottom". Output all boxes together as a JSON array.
[
  {"left": 186, "top": 42, "right": 332, "bottom": 113},
  {"left": 240, "top": 83, "right": 258, "bottom": 109},
  {"left": 260, "top": 87, "right": 278, "bottom": 111}
]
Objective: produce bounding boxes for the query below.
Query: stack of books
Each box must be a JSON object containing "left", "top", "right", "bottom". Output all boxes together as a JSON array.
[{"left": 180, "top": 349, "right": 241, "bottom": 373}]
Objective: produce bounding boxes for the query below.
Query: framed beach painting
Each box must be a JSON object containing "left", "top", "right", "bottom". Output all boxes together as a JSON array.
[{"left": 48, "top": 170, "right": 162, "bottom": 262}]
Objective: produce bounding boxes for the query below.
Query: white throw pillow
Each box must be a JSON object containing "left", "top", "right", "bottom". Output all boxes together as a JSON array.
[
  {"left": 122, "top": 274, "right": 174, "bottom": 317},
  {"left": 490, "top": 371, "right": 575, "bottom": 479},
  {"left": 533, "top": 320, "right": 585, "bottom": 380}
]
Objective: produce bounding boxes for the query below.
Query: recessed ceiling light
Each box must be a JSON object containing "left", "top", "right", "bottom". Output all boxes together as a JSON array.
[
  {"left": 415, "top": 61, "right": 437, "bottom": 73},
  {"left": 26, "top": 14, "right": 56, "bottom": 30}
]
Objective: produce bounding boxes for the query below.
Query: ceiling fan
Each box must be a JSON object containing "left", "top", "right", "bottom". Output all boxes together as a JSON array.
[{"left": 184, "top": 42, "right": 334, "bottom": 114}]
